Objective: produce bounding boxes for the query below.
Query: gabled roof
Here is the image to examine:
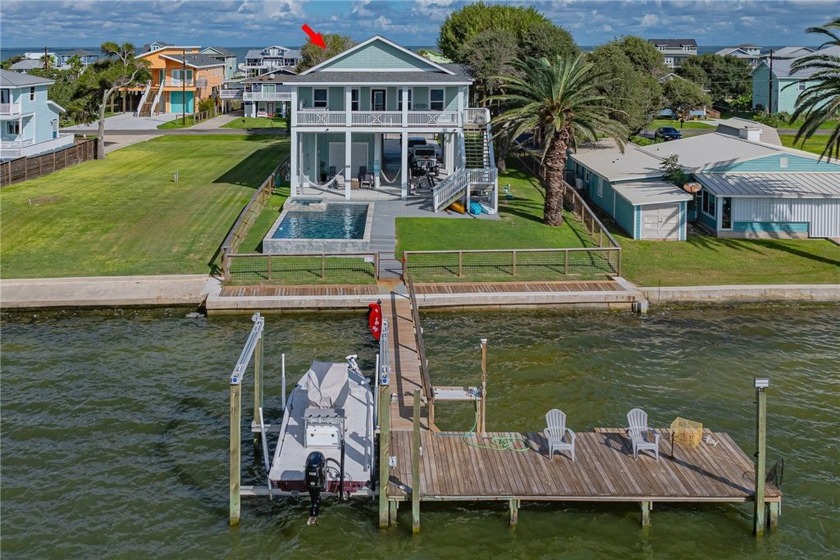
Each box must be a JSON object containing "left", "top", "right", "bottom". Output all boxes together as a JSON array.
[
  {"left": 137, "top": 44, "right": 202, "bottom": 58},
  {"left": 301, "top": 35, "right": 454, "bottom": 76},
  {"left": 9, "top": 59, "right": 46, "bottom": 72},
  {"left": 638, "top": 133, "right": 782, "bottom": 171},
  {"left": 761, "top": 46, "right": 840, "bottom": 79},
  {"left": 0, "top": 69, "right": 54, "bottom": 87},
  {"left": 201, "top": 46, "right": 235, "bottom": 57},
  {"left": 772, "top": 46, "right": 814, "bottom": 58},
  {"left": 243, "top": 68, "right": 298, "bottom": 83},
  {"left": 696, "top": 172, "right": 840, "bottom": 198},
  {"left": 613, "top": 181, "right": 693, "bottom": 205},
  {"left": 647, "top": 39, "right": 698, "bottom": 48},
  {"left": 161, "top": 53, "right": 225, "bottom": 68}
]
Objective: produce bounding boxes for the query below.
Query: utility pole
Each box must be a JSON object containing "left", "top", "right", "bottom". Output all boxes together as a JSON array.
[
  {"left": 43, "top": 45, "right": 49, "bottom": 70},
  {"left": 182, "top": 48, "right": 187, "bottom": 126},
  {"left": 767, "top": 50, "right": 774, "bottom": 114}
]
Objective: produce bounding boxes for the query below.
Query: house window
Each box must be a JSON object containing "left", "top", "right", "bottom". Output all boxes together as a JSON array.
[
  {"left": 702, "top": 190, "right": 717, "bottom": 217},
  {"left": 397, "top": 88, "right": 412, "bottom": 111},
  {"left": 664, "top": 57, "right": 674, "bottom": 66},
  {"left": 682, "top": 45, "right": 691, "bottom": 52},
  {"left": 7, "top": 121, "right": 20, "bottom": 135},
  {"left": 351, "top": 89, "right": 360, "bottom": 111},
  {"left": 597, "top": 178, "right": 604, "bottom": 198},
  {"left": 798, "top": 82, "right": 806, "bottom": 91},
  {"left": 30, "top": 87, "right": 36, "bottom": 101},
  {"left": 313, "top": 88, "right": 327, "bottom": 109},
  {"left": 430, "top": 89, "right": 444, "bottom": 111},
  {"left": 721, "top": 197, "right": 732, "bottom": 229}
]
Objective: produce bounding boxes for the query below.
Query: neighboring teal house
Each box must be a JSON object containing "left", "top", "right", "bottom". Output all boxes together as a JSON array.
[
  {"left": 752, "top": 46, "right": 840, "bottom": 114},
  {"left": 570, "top": 123, "right": 840, "bottom": 239},
  {"left": 280, "top": 35, "right": 497, "bottom": 211},
  {"left": 200, "top": 46, "right": 238, "bottom": 80},
  {"left": 1, "top": 70, "right": 74, "bottom": 161}
]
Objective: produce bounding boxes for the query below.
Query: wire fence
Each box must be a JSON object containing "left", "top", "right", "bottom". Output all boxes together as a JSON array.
[
  {"left": 226, "top": 253, "right": 378, "bottom": 285},
  {"left": 403, "top": 247, "right": 620, "bottom": 283}
]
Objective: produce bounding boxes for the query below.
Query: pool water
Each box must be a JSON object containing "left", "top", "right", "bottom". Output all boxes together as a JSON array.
[{"left": 272, "top": 204, "right": 368, "bottom": 240}]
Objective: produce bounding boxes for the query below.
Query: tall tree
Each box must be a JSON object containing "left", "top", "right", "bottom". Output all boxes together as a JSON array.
[
  {"left": 459, "top": 28, "right": 519, "bottom": 107},
  {"left": 589, "top": 37, "right": 666, "bottom": 134},
  {"left": 491, "top": 55, "right": 628, "bottom": 226},
  {"left": 662, "top": 77, "right": 712, "bottom": 121},
  {"left": 79, "top": 42, "right": 149, "bottom": 159},
  {"left": 296, "top": 34, "right": 355, "bottom": 72},
  {"left": 789, "top": 18, "right": 840, "bottom": 161},
  {"left": 679, "top": 54, "right": 751, "bottom": 103}
]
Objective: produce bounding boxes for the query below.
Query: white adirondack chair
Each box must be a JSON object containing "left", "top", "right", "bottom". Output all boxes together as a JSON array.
[
  {"left": 627, "top": 408, "right": 659, "bottom": 461},
  {"left": 545, "top": 409, "right": 576, "bottom": 461}
]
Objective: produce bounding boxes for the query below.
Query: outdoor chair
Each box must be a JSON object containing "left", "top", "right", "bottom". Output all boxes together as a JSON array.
[
  {"left": 544, "top": 409, "right": 576, "bottom": 461},
  {"left": 358, "top": 166, "right": 373, "bottom": 189},
  {"left": 626, "top": 408, "right": 659, "bottom": 461}
]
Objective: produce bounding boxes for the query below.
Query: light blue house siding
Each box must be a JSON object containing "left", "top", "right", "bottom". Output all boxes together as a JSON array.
[
  {"left": 1, "top": 83, "right": 64, "bottom": 147},
  {"left": 707, "top": 153, "right": 840, "bottom": 173},
  {"left": 296, "top": 85, "right": 459, "bottom": 112},
  {"left": 320, "top": 42, "right": 430, "bottom": 70},
  {"left": 752, "top": 62, "right": 817, "bottom": 114}
]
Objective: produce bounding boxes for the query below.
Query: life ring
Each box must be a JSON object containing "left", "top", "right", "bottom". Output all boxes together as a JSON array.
[{"left": 368, "top": 301, "right": 382, "bottom": 341}]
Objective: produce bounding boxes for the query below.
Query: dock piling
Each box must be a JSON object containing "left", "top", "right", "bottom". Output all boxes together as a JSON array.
[
  {"left": 378, "top": 386, "right": 391, "bottom": 529},
  {"left": 769, "top": 501, "right": 780, "bottom": 530},
  {"left": 229, "top": 381, "right": 241, "bottom": 526},
  {"left": 509, "top": 499, "right": 520, "bottom": 526},
  {"left": 479, "top": 338, "right": 487, "bottom": 433},
  {"left": 640, "top": 501, "right": 652, "bottom": 527},
  {"left": 754, "top": 378, "right": 769, "bottom": 536},
  {"left": 412, "top": 388, "right": 421, "bottom": 534}
]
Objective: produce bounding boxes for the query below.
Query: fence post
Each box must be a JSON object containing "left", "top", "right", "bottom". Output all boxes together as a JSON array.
[
  {"left": 321, "top": 253, "right": 326, "bottom": 279},
  {"left": 599, "top": 230, "right": 603, "bottom": 248},
  {"left": 222, "top": 247, "right": 231, "bottom": 283},
  {"left": 267, "top": 254, "right": 272, "bottom": 281},
  {"left": 564, "top": 250, "right": 569, "bottom": 276},
  {"left": 511, "top": 250, "right": 517, "bottom": 276},
  {"left": 458, "top": 251, "right": 463, "bottom": 278}
]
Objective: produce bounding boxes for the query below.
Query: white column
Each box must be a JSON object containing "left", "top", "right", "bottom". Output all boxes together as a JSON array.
[
  {"left": 344, "top": 86, "right": 352, "bottom": 126},
  {"left": 401, "top": 88, "right": 408, "bottom": 129},
  {"left": 374, "top": 133, "right": 382, "bottom": 189},
  {"left": 457, "top": 87, "right": 465, "bottom": 127},
  {"left": 290, "top": 90, "right": 298, "bottom": 127},
  {"left": 290, "top": 130, "right": 299, "bottom": 197},
  {"left": 345, "top": 129, "right": 352, "bottom": 200},
  {"left": 445, "top": 134, "right": 454, "bottom": 173},
  {"left": 401, "top": 132, "right": 409, "bottom": 199}
]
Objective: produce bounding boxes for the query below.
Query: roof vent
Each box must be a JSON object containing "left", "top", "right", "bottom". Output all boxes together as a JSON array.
[
  {"left": 739, "top": 126, "right": 762, "bottom": 142},
  {"left": 780, "top": 156, "right": 788, "bottom": 169}
]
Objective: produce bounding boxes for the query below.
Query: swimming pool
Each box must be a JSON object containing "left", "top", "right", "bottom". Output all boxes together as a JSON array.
[{"left": 262, "top": 202, "right": 373, "bottom": 254}]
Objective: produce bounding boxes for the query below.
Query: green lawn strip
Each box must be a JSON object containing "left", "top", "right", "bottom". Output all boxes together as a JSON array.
[
  {"left": 616, "top": 231, "right": 840, "bottom": 286},
  {"left": 227, "top": 255, "right": 375, "bottom": 285},
  {"left": 650, "top": 119, "right": 715, "bottom": 130},
  {"left": 783, "top": 118, "right": 837, "bottom": 131},
  {"left": 222, "top": 116, "right": 288, "bottom": 129},
  {"left": 0, "top": 135, "right": 289, "bottom": 278},
  {"left": 157, "top": 116, "right": 198, "bottom": 129},
  {"left": 779, "top": 134, "right": 832, "bottom": 157},
  {"left": 237, "top": 187, "right": 289, "bottom": 253}
]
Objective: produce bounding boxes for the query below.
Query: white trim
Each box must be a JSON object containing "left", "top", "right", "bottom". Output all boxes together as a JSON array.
[
  {"left": 370, "top": 88, "right": 387, "bottom": 111},
  {"left": 300, "top": 35, "right": 455, "bottom": 76},
  {"left": 430, "top": 87, "right": 445, "bottom": 112},
  {"left": 287, "top": 81, "right": 471, "bottom": 87},
  {"left": 160, "top": 54, "right": 224, "bottom": 69},
  {"left": 397, "top": 87, "right": 413, "bottom": 111},
  {"left": 319, "top": 68, "right": 444, "bottom": 73},
  {"left": 135, "top": 46, "right": 202, "bottom": 59}
]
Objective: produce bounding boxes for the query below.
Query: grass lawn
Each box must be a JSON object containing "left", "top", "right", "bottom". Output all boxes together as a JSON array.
[
  {"left": 396, "top": 168, "right": 595, "bottom": 255},
  {"left": 0, "top": 135, "right": 289, "bottom": 278},
  {"left": 222, "top": 116, "right": 288, "bottom": 129},
  {"left": 238, "top": 187, "right": 289, "bottom": 252},
  {"left": 616, "top": 230, "right": 840, "bottom": 286},
  {"left": 650, "top": 119, "right": 714, "bottom": 130},
  {"left": 779, "top": 134, "right": 832, "bottom": 157},
  {"left": 157, "top": 116, "right": 200, "bottom": 129}
]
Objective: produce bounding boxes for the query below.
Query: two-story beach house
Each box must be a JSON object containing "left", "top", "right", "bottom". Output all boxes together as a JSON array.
[
  {"left": 715, "top": 45, "right": 763, "bottom": 69},
  {"left": 200, "top": 46, "right": 238, "bottom": 80},
  {"left": 242, "top": 71, "right": 294, "bottom": 118},
  {"left": 1, "top": 70, "right": 74, "bottom": 161},
  {"left": 281, "top": 36, "right": 497, "bottom": 211},
  {"left": 752, "top": 46, "right": 840, "bottom": 114},
  {"left": 132, "top": 44, "right": 226, "bottom": 116},
  {"left": 241, "top": 46, "right": 301, "bottom": 78},
  {"left": 648, "top": 39, "right": 698, "bottom": 68}
]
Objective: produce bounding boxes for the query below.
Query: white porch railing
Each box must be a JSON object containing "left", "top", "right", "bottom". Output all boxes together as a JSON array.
[
  {"left": 297, "top": 110, "right": 348, "bottom": 125},
  {"left": 464, "top": 108, "right": 490, "bottom": 126},
  {"left": 162, "top": 79, "right": 195, "bottom": 87},
  {"left": 220, "top": 89, "right": 242, "bottom": 99},
  {"left": 243, "top": 91, "right": 292, "bottom": 101},
  {"left": 0, "top": 103, "right": 23, "bottom": 115},
  {"left": 406, "top": 111, "right": 458, "bottom": 126},
  {"left": 351, "top": 111, "right": 402, "bottom": 126},
  {"left": 1, "top": 139, "right": 35, "bottom": 148},
  {"left": 432, "top": 168, "right": 469, "bottom": 212}
]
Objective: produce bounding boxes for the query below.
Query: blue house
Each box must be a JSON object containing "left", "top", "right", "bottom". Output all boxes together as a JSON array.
[
  {"left": 752, "top": 46, "right": 840, "bottom": 114},
  {"left": 570, "top": 124, "right": 840, "bottom": 240},
  {"left": 1, "top": 70, "right": 74, "bottom": 161}
]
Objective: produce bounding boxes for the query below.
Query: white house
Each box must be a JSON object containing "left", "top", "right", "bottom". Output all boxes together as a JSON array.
[
  {"left": 648, "top": 39, "right": 698, "bottom": 68},
  {"left": 1, "top": 70, "right": 74, "bottom": 161},
  {"left": 715, "top": 45, "right": 763, "bottom": 69},
  {"left": 241, "top": 46, "right": 301, "bottom": 78},
  {"left": 281, "top": 35, "right": 497, "bottom": 211}
]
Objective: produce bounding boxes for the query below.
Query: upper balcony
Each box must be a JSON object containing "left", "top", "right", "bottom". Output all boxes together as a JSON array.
[
  {"left": 294, "top": 107, "right": 490, "bottom": 129},
  {"left": 0, "top": 102, "right": 23, "bottom": 116}
]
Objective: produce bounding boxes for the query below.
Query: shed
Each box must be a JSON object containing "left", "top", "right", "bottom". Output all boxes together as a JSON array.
[{"left": 612, "top": 182, "right": 693, "bottom": 240}]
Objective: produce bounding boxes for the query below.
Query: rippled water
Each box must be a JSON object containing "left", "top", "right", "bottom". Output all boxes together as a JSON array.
[{"left": 2, "top": 306, "right": 839, "bottom": 559}]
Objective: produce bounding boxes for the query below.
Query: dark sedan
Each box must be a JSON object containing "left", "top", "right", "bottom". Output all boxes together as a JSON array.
[{"left": 655, "top": 126, "right": 682, "bottom": 141}]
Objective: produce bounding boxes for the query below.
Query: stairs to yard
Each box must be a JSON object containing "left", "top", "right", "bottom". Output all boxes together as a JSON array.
[{"left": 463, "top": 129, "right": 490, "bottom": 169}]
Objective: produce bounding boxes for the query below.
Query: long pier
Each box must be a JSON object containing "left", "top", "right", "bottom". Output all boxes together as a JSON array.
[{"left": 377, "top": 280, "right": 783, "bottom": 533}]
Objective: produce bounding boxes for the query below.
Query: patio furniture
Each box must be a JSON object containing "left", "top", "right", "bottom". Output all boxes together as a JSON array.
[
  {"left": 627, "top": 408, "right": 659, "bottom": 461},
  {"left": 545, "top": 409, "right": 575, "bottom": 461},
  {"left": 358, "top": 166, "right": 373, "bottom": 189}
]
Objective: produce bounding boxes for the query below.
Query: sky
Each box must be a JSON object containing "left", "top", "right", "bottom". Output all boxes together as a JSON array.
[{"left": 0, "top": 0, "right": 836, "bottom": 50}]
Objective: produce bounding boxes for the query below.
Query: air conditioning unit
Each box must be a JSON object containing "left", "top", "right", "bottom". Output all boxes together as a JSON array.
[{"left": 575, "top": 178, "right": 583, "bottom": 190}]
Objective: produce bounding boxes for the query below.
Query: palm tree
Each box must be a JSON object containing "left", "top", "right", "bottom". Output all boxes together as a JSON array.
[
  {"left": 788, "top": 18, "right": 840, "bottom": 161},
  {"left": 491, "top": 54, "right": 628, "bottom": 225}
]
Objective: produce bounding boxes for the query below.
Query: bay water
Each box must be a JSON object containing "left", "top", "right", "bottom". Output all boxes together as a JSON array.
[{"left": 1, "top": 306, "right": 838, "bottom": 558}]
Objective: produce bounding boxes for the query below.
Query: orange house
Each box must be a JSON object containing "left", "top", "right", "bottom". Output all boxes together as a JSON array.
[{"left": 133, "top": 43, "right": 225, "bottom": 116}]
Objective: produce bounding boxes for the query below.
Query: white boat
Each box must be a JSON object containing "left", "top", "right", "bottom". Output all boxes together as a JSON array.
[{"left": 268, "top": 357, "right": 375, "bottom": 497}]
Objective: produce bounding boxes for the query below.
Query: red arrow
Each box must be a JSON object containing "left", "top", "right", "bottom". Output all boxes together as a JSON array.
[{"left": 301, "top": 24, "right": 326, "bottom": 49}]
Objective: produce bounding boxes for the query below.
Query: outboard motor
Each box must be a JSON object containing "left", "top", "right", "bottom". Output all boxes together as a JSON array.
[{"left": 305, "top": 451, "right": 326, "bottom": 525}]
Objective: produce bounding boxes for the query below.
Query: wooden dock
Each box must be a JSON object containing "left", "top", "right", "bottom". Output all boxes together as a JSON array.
[{"left": 377, "top": 281, "right": 782, "bottom": 532}]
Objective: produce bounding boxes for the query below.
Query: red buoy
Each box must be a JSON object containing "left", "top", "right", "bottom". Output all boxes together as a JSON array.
[{"left": 368, "top": 301, "right": 382, "bottom": 341}]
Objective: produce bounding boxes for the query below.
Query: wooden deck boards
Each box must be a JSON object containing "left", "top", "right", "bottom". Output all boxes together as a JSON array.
[
  {"left": 387, "top": 429, "right": 781, "bottom": 503},
  {"left": 414, "top": 281, "right": 623, "bottom": 295},
  {"left": 219, "top": 284, "right": 378, "bottom": 297}
]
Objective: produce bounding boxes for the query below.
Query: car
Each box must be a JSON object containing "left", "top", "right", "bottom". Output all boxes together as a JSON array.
[
  {"left": 655, "top": 126, "right": 682, "bottom": 141},
  {"left": 411, "top": 146, "right": 439, "bottom": 176},
  {"left": 407, "top": 137, "right": 427, "bottom": 155}
]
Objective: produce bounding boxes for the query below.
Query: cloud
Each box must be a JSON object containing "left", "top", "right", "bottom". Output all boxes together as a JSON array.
[{"left": 638, "top": 13, "right": 660, "bottom": 27}]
